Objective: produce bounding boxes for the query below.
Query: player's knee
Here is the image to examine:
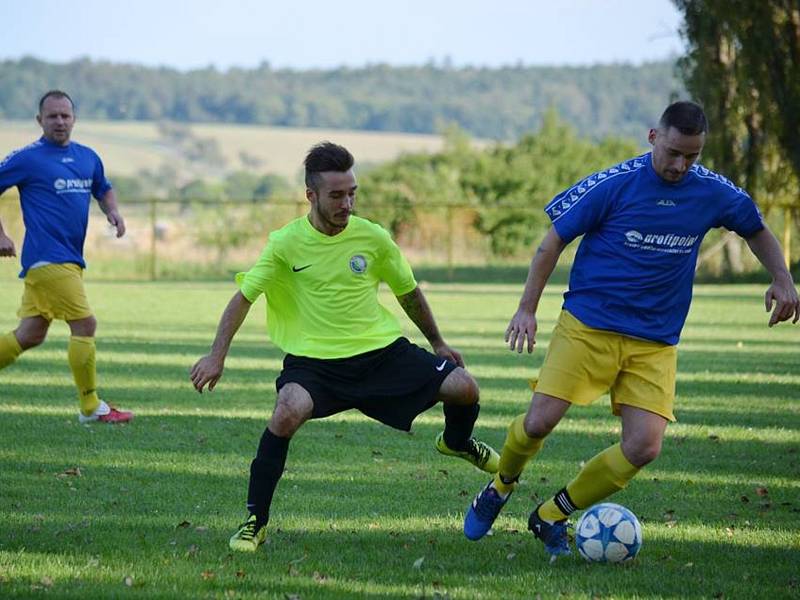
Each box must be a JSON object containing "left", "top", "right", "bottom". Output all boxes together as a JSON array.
[
  {"left": 439, "top": 367, "right": 479, "bottom": 405},
  {"left": 523, "top": 412, "right": 555, "bottom": 439},
  {"left": 272, "top": 384, "right": 313, "bottom": 436},
  {"left": 69, "top": 315, "right": 97, "bottom": 337},
  {"left": 622, "top": 438, "right": 662, "bottom": 467},
  {"left": 15, "top": 328, "right": 47, "bottom": 349}
]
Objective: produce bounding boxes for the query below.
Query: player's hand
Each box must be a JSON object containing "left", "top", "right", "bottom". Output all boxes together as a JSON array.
[
  {"left": 190, "top": 354, "right": 225, "bottom": 393},
  {"left": 506, "top": 308, "right": 538, "bottom": 353},
  {"left": 107, "top": 210, "right": 126, "bottom": 238},
  {"left": 0, "top": 232, "right": 15, "bottom": 257},
  {"left": 432, "top": 341, "right": 464, "bottom": 368},
  {"left": 765, "top": 277, "right": 800, "bottom": 326}
]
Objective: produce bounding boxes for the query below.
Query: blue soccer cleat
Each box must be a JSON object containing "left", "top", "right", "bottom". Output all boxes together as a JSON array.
[
  {"left": 463, "top": 481, "right": 511, "bottom": 540},
  {"left": 528, "top": 505, "right": 571, "bottom": 561}
]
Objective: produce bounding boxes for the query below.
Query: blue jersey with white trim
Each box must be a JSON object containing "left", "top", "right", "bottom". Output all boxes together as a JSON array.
[
  {"left": 545, "top": 152, "right": 763, "bottom": 345},
  {"left": 0, "top": 137, "right": 112, "bottom": 277}
]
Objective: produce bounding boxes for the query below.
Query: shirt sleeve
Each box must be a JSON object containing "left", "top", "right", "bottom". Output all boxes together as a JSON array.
[
  {"left": 374, "top": 227, "right": 417, "bottom": 296},
  {"left": 0, "top": 149, "right": 27, "bottom": 195},
  {"left": 90, "top": 152, "right": 112, "bottom": 200},
  {"left": 717, "top": 188, "right": 764, "bottom": 238},
  {"left": 235, "top": 240, "right": 280, "bottom": 302},
  {"left": 544, "top": 174, "right": 613, "bottom": 244}
]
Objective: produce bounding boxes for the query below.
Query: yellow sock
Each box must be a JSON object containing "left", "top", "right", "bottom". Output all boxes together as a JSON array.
[
  {"left": 492, "top": 414, "right": 545, "bottom": 495},
  {"left": 0, "top": 331, "right": 23, "bottom": 369},
  {"left": 68, "top": 336, "right": 100, "bottom": 416},
  {"left": 538, "top": 443, "right": 640, "bottom": 521}
]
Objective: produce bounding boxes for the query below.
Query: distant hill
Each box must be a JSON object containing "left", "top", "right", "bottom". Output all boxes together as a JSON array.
[
  {"left": 0, "top": 119, "right": 448, "bottom": 181},
  {"left": 0, "top": 57, "right": 683, "bottom": 141}
]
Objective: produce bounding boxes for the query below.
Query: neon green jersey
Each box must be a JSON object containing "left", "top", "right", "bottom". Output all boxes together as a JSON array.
[{"left": 236, "top": 215, "right": 417, "bottom": 359}]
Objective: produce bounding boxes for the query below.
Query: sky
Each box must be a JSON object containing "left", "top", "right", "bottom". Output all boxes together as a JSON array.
[{"left": 0, "top": 0, "right": 685, "bottom": 71}]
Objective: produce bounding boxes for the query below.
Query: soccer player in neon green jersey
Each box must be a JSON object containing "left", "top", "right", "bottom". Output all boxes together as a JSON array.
[{"left": 191, "top": 142, "right": 500, "bottom": 552}]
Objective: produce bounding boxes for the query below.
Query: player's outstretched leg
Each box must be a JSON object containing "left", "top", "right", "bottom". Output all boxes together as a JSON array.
[
  {"left": 435, "top": 431, "right": 499, "bottom": 473},
  {"left": 435, "top": 371, "right": 499, "bottom": 473}
]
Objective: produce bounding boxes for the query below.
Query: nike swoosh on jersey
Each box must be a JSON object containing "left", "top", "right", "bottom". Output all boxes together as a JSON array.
[{"left": 292, "top": 264, "right": 312, "bottom": 272}]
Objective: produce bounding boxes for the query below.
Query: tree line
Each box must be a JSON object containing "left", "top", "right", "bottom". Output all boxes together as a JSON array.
[{"left": 0, "top": 57, "right": 681, "bottom": 141}]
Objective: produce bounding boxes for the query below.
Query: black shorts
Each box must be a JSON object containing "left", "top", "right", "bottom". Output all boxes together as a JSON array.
[{"left": 275, "top": 337, "right": 457, "bottom": 431}]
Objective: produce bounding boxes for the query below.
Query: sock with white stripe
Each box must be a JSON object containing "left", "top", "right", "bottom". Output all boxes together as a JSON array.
[{"left": 537, "top": 443, "right": 640, "bottom": 522}]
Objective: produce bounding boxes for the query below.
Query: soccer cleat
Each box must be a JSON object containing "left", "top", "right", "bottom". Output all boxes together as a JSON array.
[
  {"left": 435, "top": 432, "right": 500, "bottom": 473},
  {"left": 78, "top": 402, "right": 133, "bottom": 424},
  {"left": 229, "top": 514, "right": 267, "bottom": 552},
  {"left": 528, "top": 505, "right": 571, "bottom": 560},
  {"left": 463, "top": 481, "right": 511, "bottom": 540}
]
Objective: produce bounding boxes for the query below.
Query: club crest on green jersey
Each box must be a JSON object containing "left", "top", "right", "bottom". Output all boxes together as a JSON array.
[{"left": 349, "top": 254, "right": 367, "bottom": 274}]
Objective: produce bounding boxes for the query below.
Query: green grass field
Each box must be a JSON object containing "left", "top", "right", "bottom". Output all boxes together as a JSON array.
[{"left": 0, "top": 281, "right": 798, "bottom": 598}]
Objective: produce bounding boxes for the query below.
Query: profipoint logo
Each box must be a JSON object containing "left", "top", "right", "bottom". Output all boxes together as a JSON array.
[
  {"left": 53, "top": 178, "right": 92, "bottom": 193},
  {"left": 624, "top": 230, "right": 698, "bottom": 254}
]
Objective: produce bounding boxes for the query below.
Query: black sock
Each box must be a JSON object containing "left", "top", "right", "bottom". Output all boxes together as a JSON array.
[
  {"left": 443, "top": 402, "right": 480, "bottom": 451},
  {"left": 246, "top": 428, "right": 290, "bottom": 528}
]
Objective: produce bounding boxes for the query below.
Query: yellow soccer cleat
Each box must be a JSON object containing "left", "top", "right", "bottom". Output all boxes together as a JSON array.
[
  {"left": 435, "top": 432, "right": 500, "bottom": 474},
  {"left": 229, "top": 514, "right": 267, "bottom": 553}
]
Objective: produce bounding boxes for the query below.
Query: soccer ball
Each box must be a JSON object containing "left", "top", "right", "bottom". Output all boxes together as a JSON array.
[{"left": 575, "top": 502, "right": 642, "bottom": 563}]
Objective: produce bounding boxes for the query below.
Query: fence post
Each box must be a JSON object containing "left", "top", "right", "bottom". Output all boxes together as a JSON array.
[
  {"left": 150, "top": 198, "right": 157, "bottom": 281},
  {"left": 784, "top": 206, "right": 792, "bottom": 269},
  {"left": 446, "top": 205, "right": 454, "bottom": 281}
]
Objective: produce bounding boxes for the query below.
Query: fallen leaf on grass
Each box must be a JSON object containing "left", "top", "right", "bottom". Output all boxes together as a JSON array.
[
  {"left": 740, "top": 495, "right": 750, "bottom": 503},
  {"left": 176, "top": 520, "right": 191, "bottom": 528},
  {"left": 507, "top": 552, "right": 516, "bottom": 561},
  {"left": 413, "top": 557, "right": 425, "bottom": 570},
  {"left": 755, "top": 486, "right": 769, "bottom": 497},
  {"left": 123, "top": 576, "right": 134, "bottom": 587},
  {"left": 39, "top": 577, "right": 53, "bottom": 588},
  {"left": 57, "top": 467, "right": 82, "bottom": 478},
  {"left": 235, "top": 570, "right": 246, "bottom": 578},
  {"left": 201, "top": 570, "right": 215, "bottom": 580},
  {"left": 312, "top": 571, "right": 329, "bottom": 583}
]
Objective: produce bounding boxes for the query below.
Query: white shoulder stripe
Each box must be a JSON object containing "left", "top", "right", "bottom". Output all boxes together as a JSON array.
[
  {"left": 690, "top": 164, "right": 749, "bottom": 197},
  {"left": 0, "top": 140, "right": 43, "bottom": 168},
  {"left": 545, "top": 154, "right": 648, "bottom": 222}
]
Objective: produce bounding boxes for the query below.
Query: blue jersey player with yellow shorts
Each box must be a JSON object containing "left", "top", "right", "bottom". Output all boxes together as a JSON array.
[
  {"left": 0, "top": 90, "right": 133, "bottom": 424},
  {"left": 463, "top": 101, "right": 799, "bottom": 559}
]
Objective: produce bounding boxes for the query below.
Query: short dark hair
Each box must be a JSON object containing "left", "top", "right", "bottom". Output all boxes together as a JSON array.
[
  {"left": 38, "top": 90, "right": 74, "bottom": 114},
  {"left": 659, "top": 101, "right": 708, "bottom": 135},
  {"left": 304, "top": 142, "right": 354, "bottom": 191}
]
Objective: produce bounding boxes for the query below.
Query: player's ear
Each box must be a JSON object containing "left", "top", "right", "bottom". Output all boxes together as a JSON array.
[
  {"left": 647, "top": 128, "right": 657, "bottom": 146},
  {"left": 305, "top": 187, "right": 316, "bottom": 204}
]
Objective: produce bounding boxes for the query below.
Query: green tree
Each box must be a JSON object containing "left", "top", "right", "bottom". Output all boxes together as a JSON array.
[{"left": 674, "top": 0, "right": 800, "bottom": 267}]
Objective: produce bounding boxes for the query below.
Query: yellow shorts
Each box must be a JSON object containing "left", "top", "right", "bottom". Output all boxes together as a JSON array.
[
  {"left": 533, "top": 310, "right": 677, "bottom": 421},
  {"left": 17, "top": 263, "right": 93, "bottom": 322}
]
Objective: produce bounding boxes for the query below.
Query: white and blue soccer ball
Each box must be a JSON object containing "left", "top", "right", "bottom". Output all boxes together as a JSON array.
[{"left": 575, "top": 502, "right": 642, "bottom": 563}]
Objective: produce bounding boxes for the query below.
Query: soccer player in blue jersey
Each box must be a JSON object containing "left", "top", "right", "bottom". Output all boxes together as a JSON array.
[
  {"left": 463, "top": 101, "right": 799, "bottom": 558},
  {"left": 0, "top": 90, "right": 133, "bottom": 423}
]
